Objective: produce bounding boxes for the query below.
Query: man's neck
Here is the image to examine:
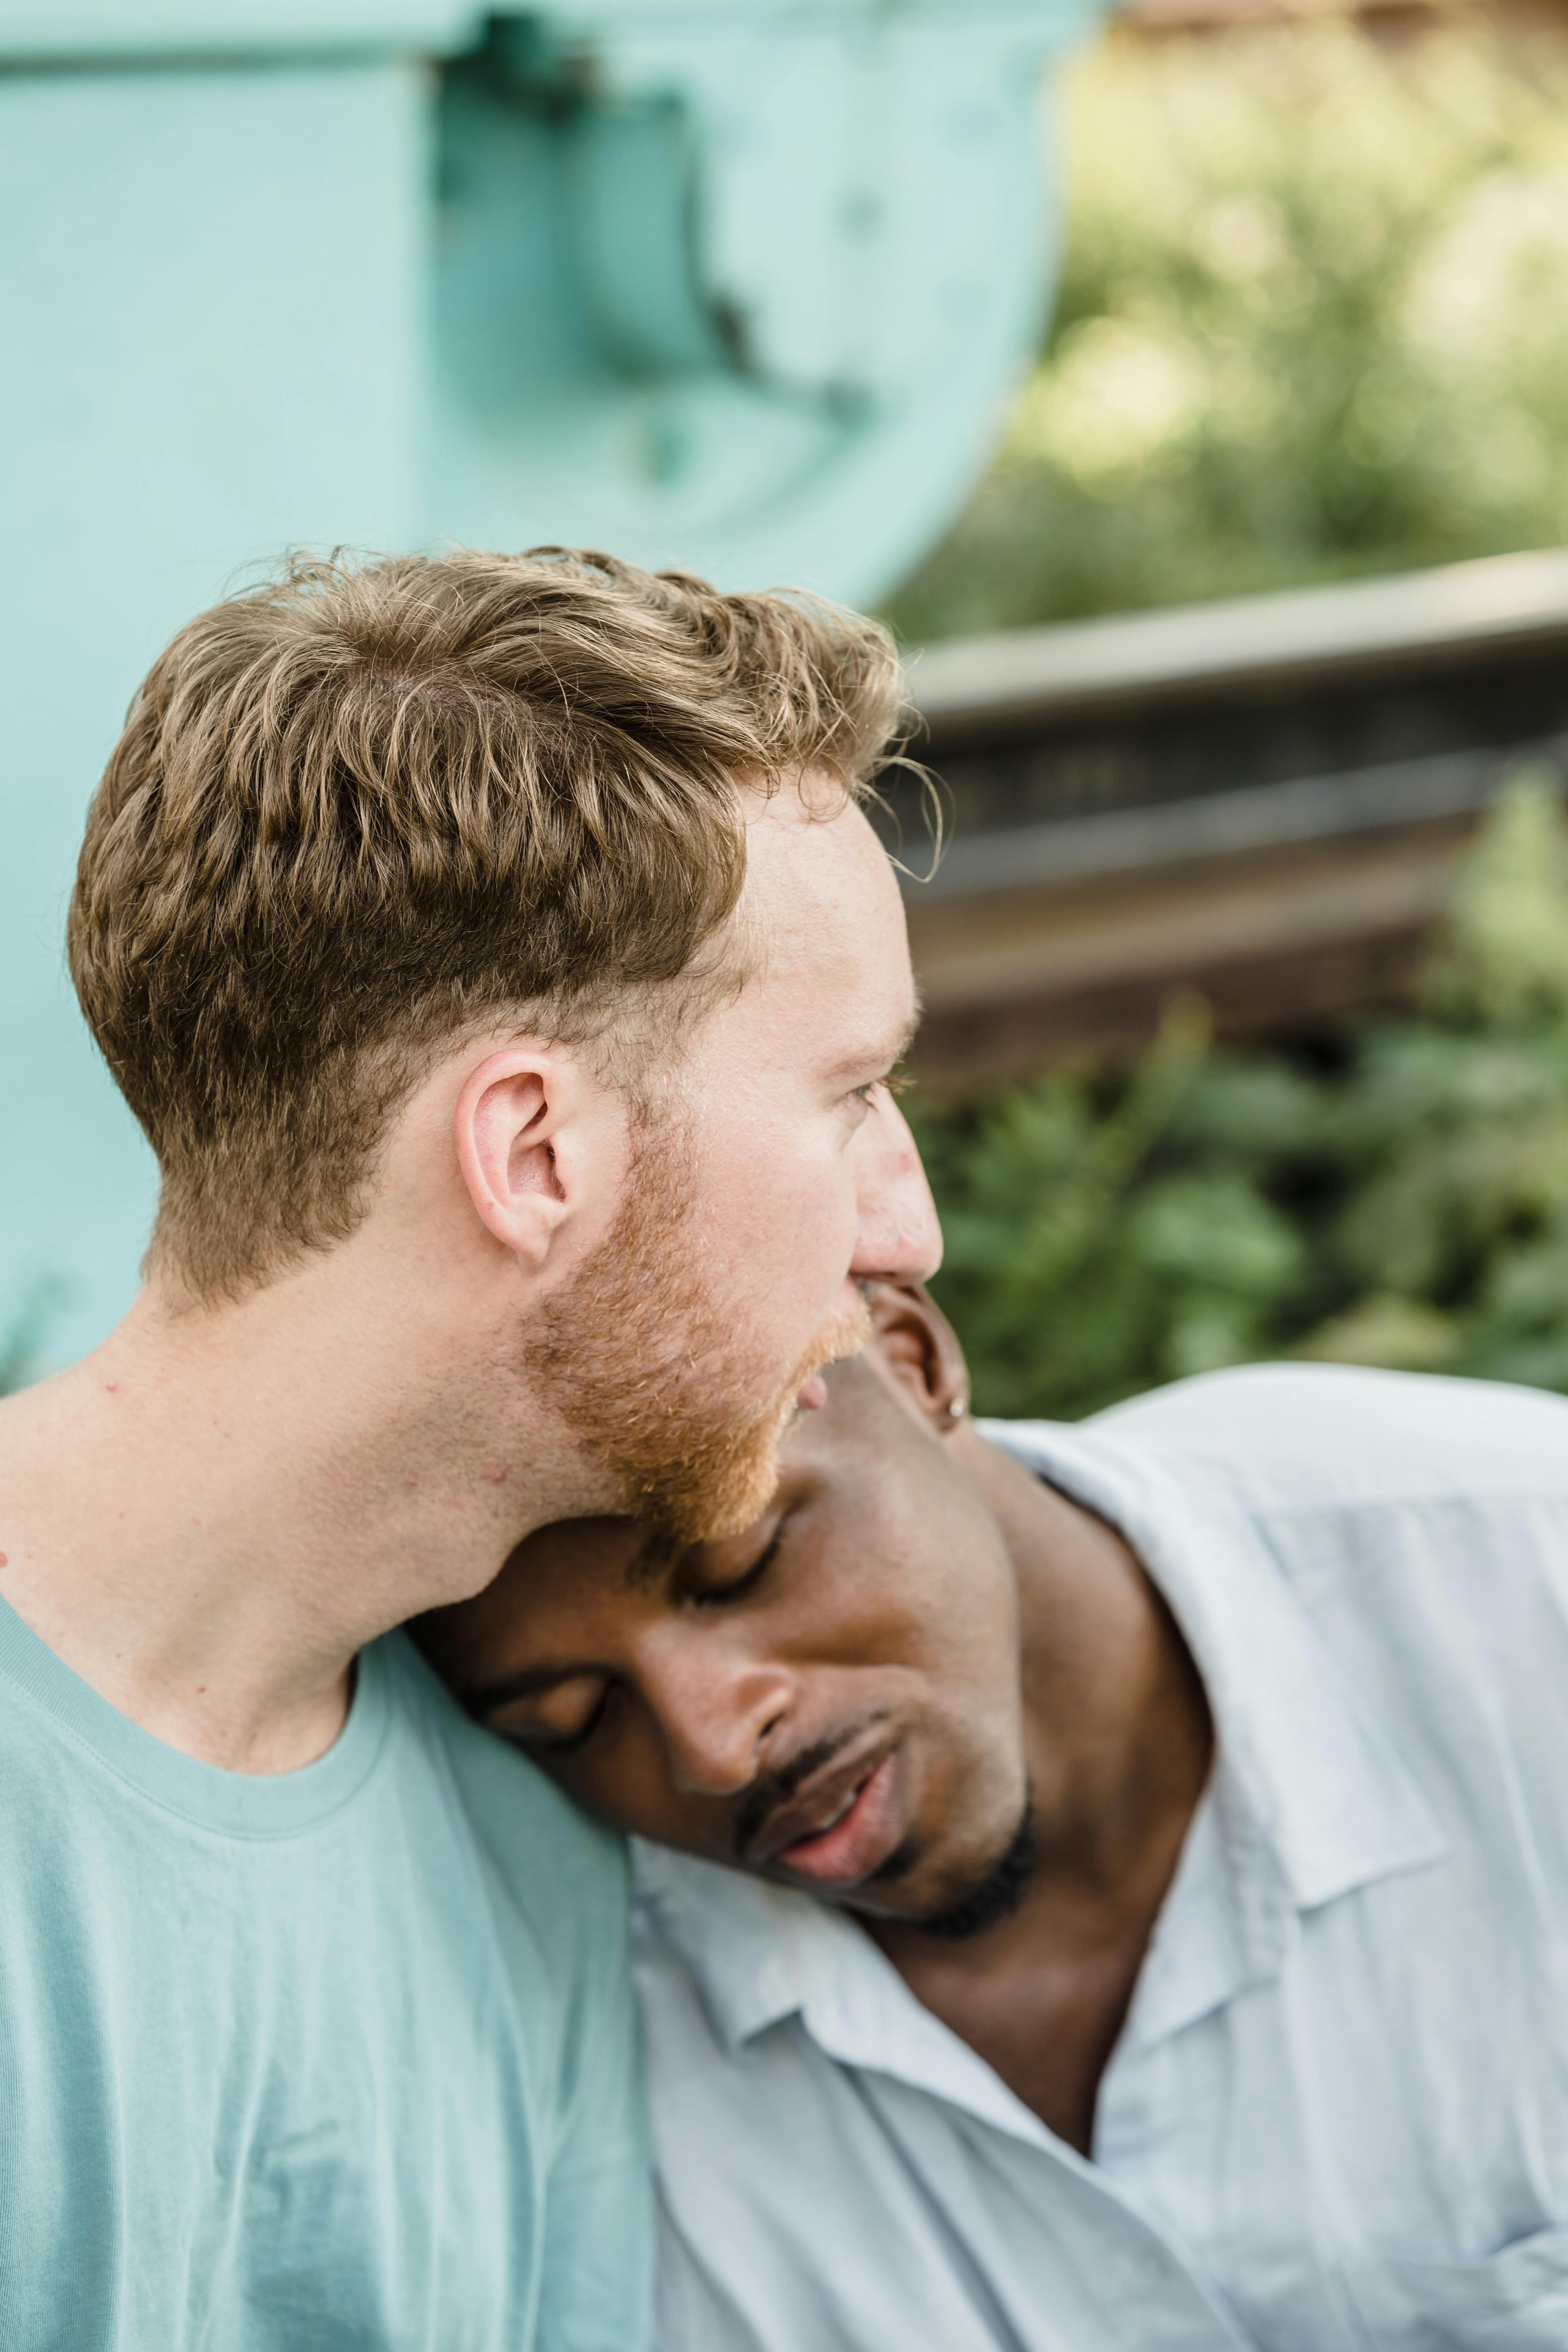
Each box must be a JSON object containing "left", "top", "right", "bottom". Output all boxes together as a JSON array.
[
  {"left": 873, "top": 1426, "right": 1212, "bottom": 2152},
  {"left": 0, "top": 1277, "right": 604, "bottom": 1774}
]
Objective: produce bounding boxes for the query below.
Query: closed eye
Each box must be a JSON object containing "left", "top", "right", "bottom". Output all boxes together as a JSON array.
[
  {"left": 690, "top": 1526, "right": 785, "bottom": 1610},
  {"left": 521, "top": 1687, "right": 612, "bottom": 1756},
  {"left": 475, "top": 1669, "right": 613, "bottom": 1757}
]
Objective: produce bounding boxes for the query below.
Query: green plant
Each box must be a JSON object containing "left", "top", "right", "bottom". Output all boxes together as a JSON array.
[
  {"left": 885, "top": 16, "right": 1568, "bottom": 640},
  {"left": 914, "top": 770, "right": 1568, "bottom": 1419}
]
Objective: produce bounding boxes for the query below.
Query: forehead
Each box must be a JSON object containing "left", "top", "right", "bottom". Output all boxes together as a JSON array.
[
  {"left": 738, "top": 782, "right": 915, "bottom": 1049},
  {"left": 415, "top": 1512, "right": 644, "bottom": 1689}
]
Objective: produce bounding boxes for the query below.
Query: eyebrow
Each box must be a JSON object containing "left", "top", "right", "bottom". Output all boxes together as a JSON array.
[
  {"left": 826, "top": 1004, "right": 921, "bottom": 1086},
  {"left": 626, "top": 1524, "right": 684, "bottom": 1592}
]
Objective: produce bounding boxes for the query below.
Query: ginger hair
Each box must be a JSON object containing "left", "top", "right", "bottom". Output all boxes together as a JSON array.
[{"left": 69, "top": 546, "right": 903, "bottom": 1301}]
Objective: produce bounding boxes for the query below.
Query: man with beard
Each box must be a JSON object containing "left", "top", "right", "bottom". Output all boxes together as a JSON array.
[
  {"left": 423, "top": 1283, "right": 1568, "bottom": 2352},
  {"left": 0, "top": 549, "right": 939, "bottom": 2351}
]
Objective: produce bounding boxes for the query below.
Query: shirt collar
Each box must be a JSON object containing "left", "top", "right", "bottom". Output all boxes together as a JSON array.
[
  {"left": 633, "top": 1836, "right": 1068, "bottom": 2146},
  {"left": 634, "top": 1838, "right": 841, "bottom": 2051},
  {"left": 634, "top": 1410, "right": 1448, "bottom": 2067},
  {"left": 987, "top": 1417, "right": 1448, "bottom": 1920}
]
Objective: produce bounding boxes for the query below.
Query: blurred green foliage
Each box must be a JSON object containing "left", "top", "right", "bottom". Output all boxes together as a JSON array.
[
  {"left": 913, "top": 771, "right": 1568, "bottom": 1420},
  {"left": 886, "top": 15, "right": 1568, "bottom": 639}
]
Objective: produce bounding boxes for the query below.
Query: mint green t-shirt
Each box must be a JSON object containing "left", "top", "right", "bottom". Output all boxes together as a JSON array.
[{"left": 0, "top": 1603, "right": 650, "bottom": 2350}]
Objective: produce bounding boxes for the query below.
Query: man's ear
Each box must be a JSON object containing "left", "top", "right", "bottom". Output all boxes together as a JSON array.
[
  {"left": 864, "top": 1281, "right": 970, "bottom": 1434},
  {"left": 453, "top": 1047, "right": 578, "bottom": 1268}
]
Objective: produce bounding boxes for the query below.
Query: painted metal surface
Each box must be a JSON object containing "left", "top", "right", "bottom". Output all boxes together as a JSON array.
[
  {"left": 0, "top": 1, "right": 1098, "bottom": 1361},
  {"left": 1, "top": 58, "right": 426, "bottom": 1362},
  {"left": 427, "top": 6, "right": 1084, "bottom": 605}
]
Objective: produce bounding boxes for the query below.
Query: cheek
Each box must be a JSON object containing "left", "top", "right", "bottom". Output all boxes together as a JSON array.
[
  {"left": 788, "top": 1513, "right": 1011, "bottom": 1699},
  {"left": 688, "top": 1097, "right": 861, "bottom": 1317},
  {"left": 838, "top": 1534, "right": 1025, "bottom": 1849},
  {"left": 872, "top": 1515, "right": 1021, "bottom": 1708},
  {"left": 565, "top": 1722, "right": 723, "bottom": 1858}
]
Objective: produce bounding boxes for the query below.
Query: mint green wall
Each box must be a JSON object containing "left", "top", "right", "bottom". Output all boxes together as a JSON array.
[
  {"left": 1, "top": 53, "right": 430, "bottom": 1358},
  {"left": 0, "top": 2, "right": 1098, "bottom": 1365}
]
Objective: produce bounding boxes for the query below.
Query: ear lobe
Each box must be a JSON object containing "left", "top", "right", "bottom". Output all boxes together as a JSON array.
[
  {"left": 865, "top": 1281, "right": 970, "bottom": 1433},
  {"left": 454, "top": 1051, "right": 572, "bottom": 1265}
]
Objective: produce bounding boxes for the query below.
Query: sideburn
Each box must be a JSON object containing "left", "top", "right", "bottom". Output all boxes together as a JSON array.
[{"left": 523, "top": 1108, "right": 870, "bottom": 1545}]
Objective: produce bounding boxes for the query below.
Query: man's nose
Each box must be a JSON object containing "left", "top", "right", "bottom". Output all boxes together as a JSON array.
[
  {"left": 641, "top": 1641, "right": 795, "bottom": 1798},
  {"left": 850, "top": 1089, "right": 942, "bottom": 1284}
]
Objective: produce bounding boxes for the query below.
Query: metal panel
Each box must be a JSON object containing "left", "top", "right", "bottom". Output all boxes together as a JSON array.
[
  {"left": 0, "top": 59, "right": 423, "bottom": 1358},
  {"left": 0, "top": 0, "right": 1101, "bottom": 1364},
  {"left": 424, "top": 5, "right": 1090, "bottom": 604},
  {"left": 0, "top": 3, "right": 477, "bottom": 56}
]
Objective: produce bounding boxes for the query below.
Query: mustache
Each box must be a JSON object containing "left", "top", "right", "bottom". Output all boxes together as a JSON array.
[{"left": 733, "top": 1716, "right": 886, "bottom": 1860}]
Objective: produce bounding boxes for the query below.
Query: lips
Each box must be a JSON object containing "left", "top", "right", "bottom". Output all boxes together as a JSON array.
[{"left": 753, "top": 1747, "right": 906, "bottom": 1888}]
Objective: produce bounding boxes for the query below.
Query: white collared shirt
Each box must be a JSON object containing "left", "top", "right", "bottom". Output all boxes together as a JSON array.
[{"left": 632, "top": 1365, "right": 1568, "bottom": 2351}]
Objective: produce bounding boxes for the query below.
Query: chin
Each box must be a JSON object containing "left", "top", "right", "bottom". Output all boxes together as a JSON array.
[{"left": 886, "top": 1795, "right": 1038, "bottom": 1942}]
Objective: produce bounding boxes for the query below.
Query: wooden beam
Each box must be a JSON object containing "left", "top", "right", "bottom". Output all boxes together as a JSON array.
[
  {"left": 895, "top": 550, "right": 1568, "bottom": 1085},
  {"left": 910, "top": 817, "right": 1472, "bottom": 1082}
]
